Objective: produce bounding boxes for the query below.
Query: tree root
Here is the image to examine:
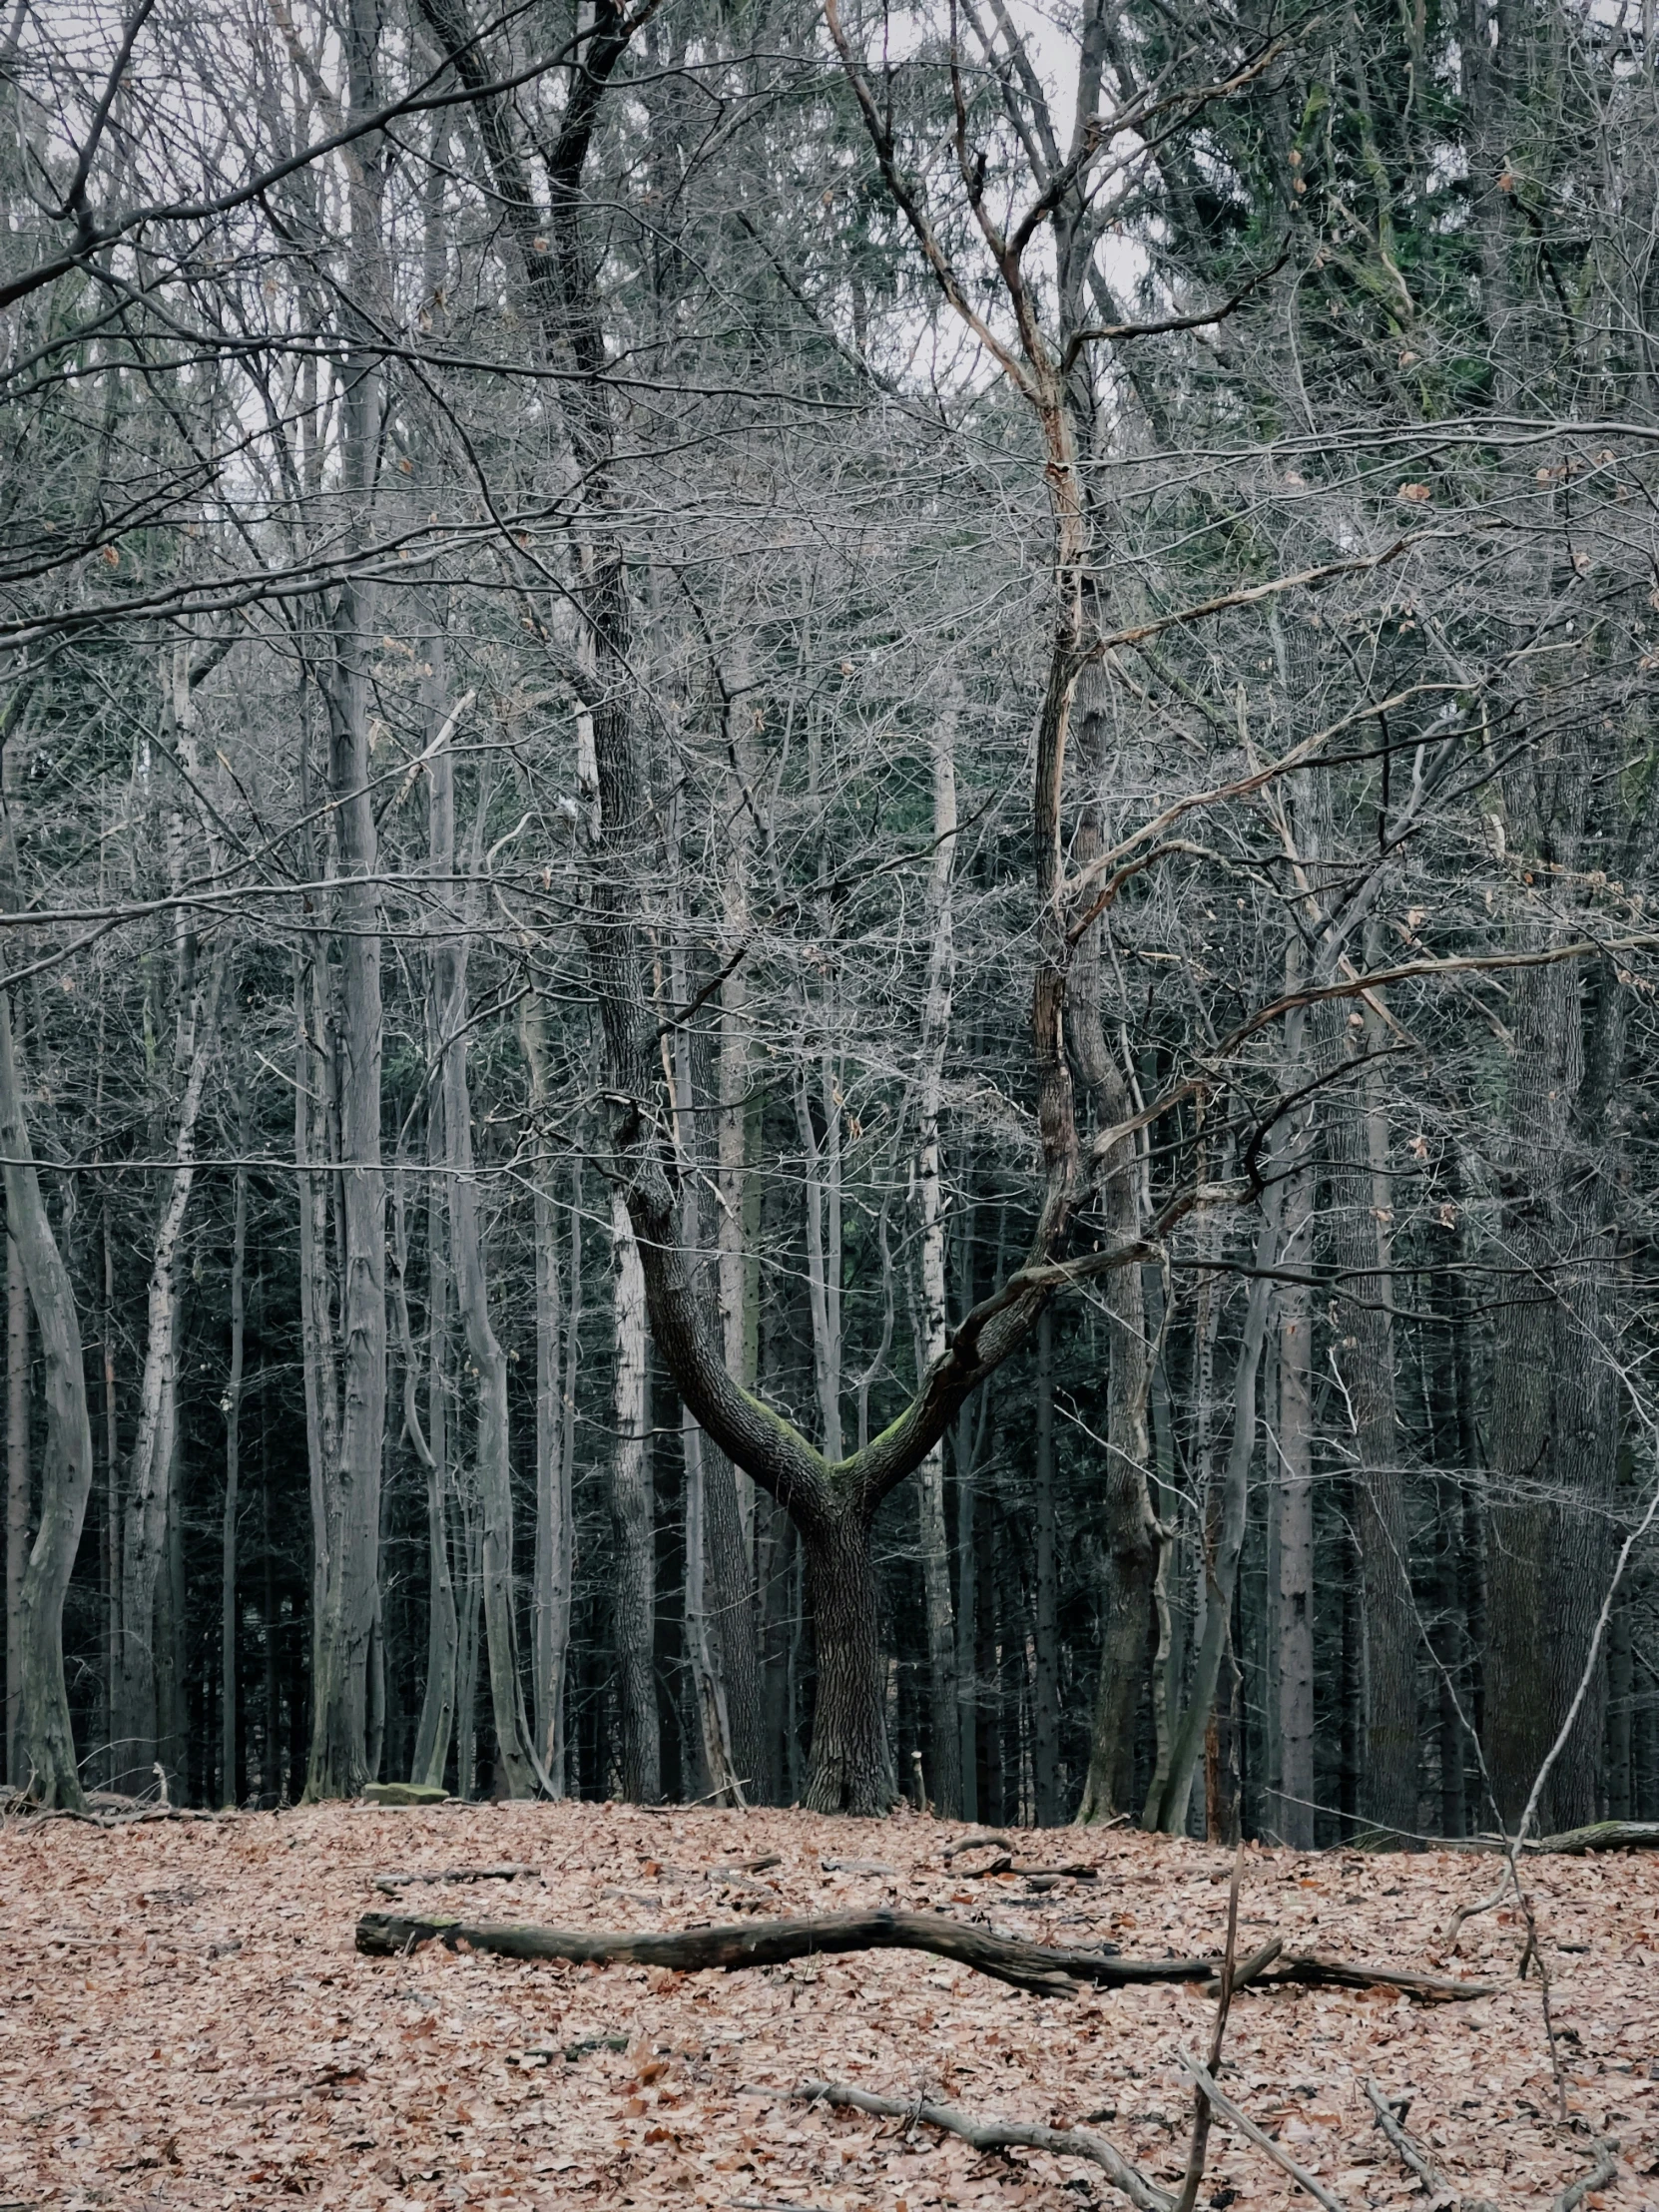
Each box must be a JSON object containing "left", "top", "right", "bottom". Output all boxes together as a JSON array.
[
  {"left": 354, "top": 1907, "right": 1494, "bottom": 2002},
  {"left": 793, "top": 2078, "right": 1173, "bottom": 2212}
]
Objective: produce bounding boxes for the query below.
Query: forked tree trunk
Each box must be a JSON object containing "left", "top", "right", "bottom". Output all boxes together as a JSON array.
[
  {"left": 419, "top": 0, "right": 1136, "bottom": 1820},
  {"left": 0, "top": 992, "right": 93, "bottom": 1809}
]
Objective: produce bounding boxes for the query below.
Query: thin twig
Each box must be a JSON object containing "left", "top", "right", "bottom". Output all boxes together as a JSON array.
[
  {"left": 1175, "top": 2053, "right": 1348, "bottom": 2212},
  {"left": 1362, "top": 2079, "right": 1444, "bottom": 2196},
  {"left": 1173, "top": 1841, "right": 1243, "bottom": 2212}
]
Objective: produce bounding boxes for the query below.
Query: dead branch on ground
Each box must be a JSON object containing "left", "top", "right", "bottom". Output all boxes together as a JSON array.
[
  {"left": 354, "top": 1907, "right": 1492, "bottom": 2002},
  {"left": 793, "top": 2079, "right": 1172, "bottom": 2212}
]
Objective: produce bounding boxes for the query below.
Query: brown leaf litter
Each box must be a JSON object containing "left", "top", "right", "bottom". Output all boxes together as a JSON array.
[{"left": 1, "top": 1802, "right": 1655, "bottom": 2211}]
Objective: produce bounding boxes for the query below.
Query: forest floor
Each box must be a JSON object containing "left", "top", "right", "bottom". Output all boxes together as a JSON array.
[{"left": 1, "top": 1801, "right": 1656, "bottom": 2212}]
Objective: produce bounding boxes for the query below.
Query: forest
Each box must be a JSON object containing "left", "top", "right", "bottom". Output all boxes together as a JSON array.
[{"left": 3, "top": 0, "right": 1659, "bottom": 1859}]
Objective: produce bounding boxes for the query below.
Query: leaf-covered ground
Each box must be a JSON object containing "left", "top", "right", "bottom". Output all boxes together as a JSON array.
[{"left": 2, "top": 1802, "right": 1656, "bottom": 2210}]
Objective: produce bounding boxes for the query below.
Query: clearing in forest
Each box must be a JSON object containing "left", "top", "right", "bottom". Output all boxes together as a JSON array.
[{"left": 0, "top": 1803, "right": 1654, "bottom": 2210}]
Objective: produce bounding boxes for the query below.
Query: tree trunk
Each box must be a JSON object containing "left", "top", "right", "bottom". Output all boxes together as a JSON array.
[
  {"left": 1274, "top": 1004, "right": 1317, "bottom": 1851},
  {"left": 305, "top": 0, "right": 387, "bottom": 1801},
  {"left": 439, "top": 784, "right": 536, "bottom": 1798},
  {"left": 1147, "top": 1213, "right": 1276, "bottom": 1834},
  {"left": 115, "top": 954, "right": 224, "bottom": 1794},
  {"left": 914, "top": 707, "right": 962, "bottom": 1819},
  {"left": 0, "top": 992, "right": 94, "bottom": 1808},
  {"left": 527, "top": 1134, "right": 572, "bottom": 1794},
  {"left": 669, "top": 907, "right": 747, "bottom": 1806},
  {"left": 611, "top": 1191, "right": 658, "bottom": 1803},
  {"left": 221, "top": 1123, "right": 248, "bottom": 1807},
  {"left": 5, "top": 1230, "right": 27, "bottom": 1784},
  {"left": 1032, "top": 1305, "right": 1059, "bottom": 1825},
  {"left": 1070, "top": 702, "right": 1159, "bottom": 1826},
  {"left": 1322, "top": 990, "right": 1417, "bottom": 1840},
  {"left": 800, "top": 1503, "right": 891, "bottom": 1816}
]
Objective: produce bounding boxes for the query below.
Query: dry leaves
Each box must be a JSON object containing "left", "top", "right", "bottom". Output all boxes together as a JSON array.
[{"left": 1, "top": 1804, "right": 1656, "bottom": 2211}]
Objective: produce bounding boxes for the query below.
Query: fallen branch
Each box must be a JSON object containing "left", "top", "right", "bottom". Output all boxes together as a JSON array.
[
  {"left": 1264, "top": 1952, "right": 1496, "bottom": 2001},
  {"left": 354, "top": 1909, "right": 1488, "bottom": 2004},
  {"left": 1363, "top": 2079, "right": 1444, "bottom": 2197},
  {"left": 1443, "top": 1876, "right": 1511, "bottom": 1948},
  {"left": 357, "top": 1908, "right": 1084, "bottom": 1995},
  {"left": 1529, "top": 1821, "right": 1659, "bottom": 1856},
  {"left": 1437, "top": 1821, "right": 1659, "bottom": 1856},
  {"left": 1551, "top": 2137, "right": 1618, "bottom": 2212},
  {"left": 1176, "top": 2053, "right": 1347, "bottom": 2212},
  {"left": 372, "top": 1865, "right": 537, "bottom": 1896},
  {"left": 794, "top": 2079, "right": 1171, "bottom": 2212}
]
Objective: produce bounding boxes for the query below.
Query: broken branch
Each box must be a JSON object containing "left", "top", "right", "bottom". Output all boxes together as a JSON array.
[
  {"left": 794, "top": 2079, "right": 1172, "bottom": 2212},
  {"left": 1176, "top": 2053, "right": 1348, "bottom": 2212},
  {"left": 354, "top": 1909, "right": 1490, "bottom": 2004},
  {"left": 1550, "top": 2137, "right": 1619, "bottom": 2212},
  {"left": 1363, "top": 2078, "right": 1444, "bottom": 2197}
]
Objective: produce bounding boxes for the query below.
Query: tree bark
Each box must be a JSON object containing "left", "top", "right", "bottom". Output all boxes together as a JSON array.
[
  {"left": 521, "top": 993, "right": 574, "bottom": 1794},
  {"left": 5, "top": 1230, "right": 27, "bottom": 1784},
  {"left": 610, "top": 1191, "right": 658, "bottom": 1803},
  {"left": 221, "top": 1101, "right": 248, "bottom": 1807},
  {"left": 0, "top": 992, "right": 94, "bottom": 1808},
  {"left": 1147, "top": 1209, "right": 1277, "bottom": 1834},
  {"left": 436, "top": 745, "right": 536, "bottom": 1799},
  {"left": 304, "top": 0, "right": 388, "bottom": 1802},
  {"left": 915, "top": 706, "right": 962, "bottom": 1819},
  {"left": 398, "top": 1138, "right": 456, "bottom": 1793},
  {"left": 1032, "top": 1305, "right": 1059, "bottom": 1825},
  {"left": 1274, "top": 1000, "right": 1317, "bottom": 1851},
  {"left": 115, "top": 952, "right": 224, "bottom": 1794},
  {"left": 1322, "top": 987, "right": 1417, "bottom": 1841}
]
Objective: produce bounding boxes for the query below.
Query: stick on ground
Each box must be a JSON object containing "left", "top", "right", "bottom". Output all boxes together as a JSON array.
[
  {"left": 1550, "top": 2137, "right": 1619, "bottom": 2212},
  {"left": 1176, "top": 2053, "right": 1348, "bottom": 2212},
  {"left": 354, "top": 1909, "right": 1493, "bottom": 2003},
  {"left": 1363, "top": 2078, "right": 1445, "bottom": 2196},
  {"left": 793, "top": 2078, "right": 1172, "bottom": 2212}
]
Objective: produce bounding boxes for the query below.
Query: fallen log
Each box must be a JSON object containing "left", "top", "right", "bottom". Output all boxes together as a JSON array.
[
  {"left": 358, "top": 1908, "right": 1083, "bottom": 1994},
  {"left": 353, "top": 1908, "right": 1495, "bottom": 2002},
  {"left": 794, "top": 2078, "right": 1172, "bottom": 2212},
  {"left": 1435, "top": 1820, "right": 1659, "bottom": 1856}
]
